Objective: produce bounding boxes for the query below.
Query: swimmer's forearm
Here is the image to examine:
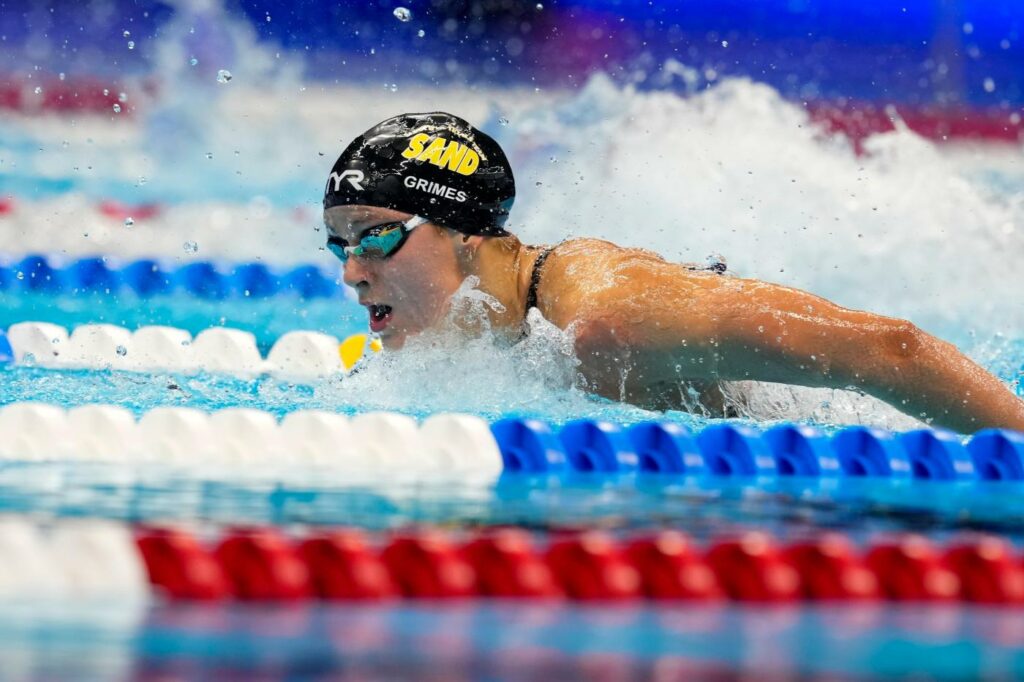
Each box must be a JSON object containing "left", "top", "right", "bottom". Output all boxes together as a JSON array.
[{"left": 858, "top": 330, "right": 1024, "bottom": 434}]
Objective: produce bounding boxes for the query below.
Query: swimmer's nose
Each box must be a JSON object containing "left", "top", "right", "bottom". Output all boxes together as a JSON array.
[{"left": 342, "top": 256, "right": 371, "bottom": 288}]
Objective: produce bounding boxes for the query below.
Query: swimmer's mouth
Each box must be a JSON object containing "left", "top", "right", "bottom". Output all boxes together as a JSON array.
[{"left": 367, "top": 303, "right": 393, "bottom": 333}]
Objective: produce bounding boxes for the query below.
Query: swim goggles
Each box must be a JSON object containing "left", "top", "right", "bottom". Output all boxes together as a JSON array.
[{"left": 326, "top": 215, "right": 428, "bottom": 263}]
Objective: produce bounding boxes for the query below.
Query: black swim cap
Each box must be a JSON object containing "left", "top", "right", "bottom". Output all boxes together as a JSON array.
[{"left": 324, "top": 112, "right": 516, "bottom": 236}]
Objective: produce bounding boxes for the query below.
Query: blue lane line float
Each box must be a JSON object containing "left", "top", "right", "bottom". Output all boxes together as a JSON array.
[
  {"left": 228, "top": 263, "right": 281, "bottom": 298},
  {"left": 695, "top": 424, "right": 776, "bottom": 477},
  {"left": 558, "top": 419, "right": 638, "bottom": 473},
  {"left": 898, "top": 428, "right": 975, "bottom": 481},
  {"left": 967, "top": 429, "right": 1024, "bottom": 481},
  {"left": 120, "top": 259, "right": 174, "bottom": 296},
  {"left": 626, "top": 421, "right": 704, "bottom": 475},
  {"left": 490, "top": 418, "right": 568, "bottom": 474},
  {"left": 282, "top": 265, "right": 338, "bottom": 299},
  {"left": 0, "top": 254, "right": 340, "bottom": 300},
  {"left": 762, "top": 423, "right": 840, "bottom": 477},
  {"left": 66, "top": 257, "right": 119, "bottom": 293},
  {"left": 14, "top": 255, "right": 62, "bottom": 293},
  {"left": 831, "top": 426, "right": 911, "bottom": 478},
  {"left": 173, "top": 262, "right": 230, "bottom": 300}
]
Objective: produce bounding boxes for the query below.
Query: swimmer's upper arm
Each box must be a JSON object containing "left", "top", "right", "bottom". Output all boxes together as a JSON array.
[{"left": 559, "top": 257, "right": 914, "bottom": 390}]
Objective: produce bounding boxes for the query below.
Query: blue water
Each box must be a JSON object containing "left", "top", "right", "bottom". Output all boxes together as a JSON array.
[
  {"left": 1, "top": 600, "right": 1019, "bottom": 681},
  {"left": 1, "top": 459, "right": 1022, "bottom": 540}
]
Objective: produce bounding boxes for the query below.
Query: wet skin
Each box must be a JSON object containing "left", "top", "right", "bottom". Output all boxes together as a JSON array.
[{"left": 325, "top": 205, "right": 1024, "bottom": 433}]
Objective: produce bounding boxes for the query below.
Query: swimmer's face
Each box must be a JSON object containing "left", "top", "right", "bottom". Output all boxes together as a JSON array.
[{"left": 324, "top": 205, "right": 469, "bottom": 350}]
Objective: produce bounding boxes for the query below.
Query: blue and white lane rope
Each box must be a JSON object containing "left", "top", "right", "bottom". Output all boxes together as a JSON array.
[{"left": 0, "top": 402, "right": 1020, "bottom": 483}]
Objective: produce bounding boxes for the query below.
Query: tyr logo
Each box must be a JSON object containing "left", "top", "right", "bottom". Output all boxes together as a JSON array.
[{"left": 328, "top": 169, "right": 366, "bottom": 192}]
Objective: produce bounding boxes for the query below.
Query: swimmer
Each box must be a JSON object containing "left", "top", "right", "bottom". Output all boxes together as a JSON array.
[{"left": 322, "top": 112, "right": 1024, "bottom": 433}]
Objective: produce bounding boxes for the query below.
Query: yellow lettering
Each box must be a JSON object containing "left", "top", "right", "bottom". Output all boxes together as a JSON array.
[
  {"left": 438, "top": 141, "right": 468, "bottom": 172},
  {"left": 455, "top": 149, "right": 479, "bottom": 175},
  {"left": 400, "top": 133, "right": 431, "bottom": 159},
  {"left": 417, "top": 138, "right": 448, "bottom": 165}
]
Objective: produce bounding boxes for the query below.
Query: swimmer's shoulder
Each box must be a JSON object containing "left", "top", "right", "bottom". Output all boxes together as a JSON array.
[{"left": 535, "top": 238, "right": 701, "bottom": 326}]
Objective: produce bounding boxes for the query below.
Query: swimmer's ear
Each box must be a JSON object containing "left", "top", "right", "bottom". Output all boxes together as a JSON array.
[{"left": 453, "top": 233, "right": 484, "bottom": 264}]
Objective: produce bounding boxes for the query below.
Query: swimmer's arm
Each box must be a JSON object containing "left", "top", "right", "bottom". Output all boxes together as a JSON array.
[
  {"left": 552, "top": 255, "right": 1023, "bottom": 433},
  {"left": 702, "top": 278, "right": 1024, "bottom": 433}
]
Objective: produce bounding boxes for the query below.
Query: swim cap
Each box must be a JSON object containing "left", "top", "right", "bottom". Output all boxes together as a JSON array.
[{"left": 324, "top": 112, "right": 516, "bottom": 236}]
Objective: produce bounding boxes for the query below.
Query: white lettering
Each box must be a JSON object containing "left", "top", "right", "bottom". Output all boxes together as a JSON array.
[
  {"left": 400, "top": 175, "right": 468, "bottom": 203},
  {"left": 328, "top": 169, "right": 365, "bottom": 192}
]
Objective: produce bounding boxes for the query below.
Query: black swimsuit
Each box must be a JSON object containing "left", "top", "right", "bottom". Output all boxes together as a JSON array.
[{"left": 525, "top": 246, "right": 555, "bottom": 314}]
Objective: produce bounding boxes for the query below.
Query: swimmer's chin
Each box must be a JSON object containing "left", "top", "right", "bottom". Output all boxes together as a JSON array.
[{"left": 378, "top": 330, "right": 405, "bottom": 350}]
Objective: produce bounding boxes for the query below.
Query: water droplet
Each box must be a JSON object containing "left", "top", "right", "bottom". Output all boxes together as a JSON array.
[
  {"left": 15, "top": 271, "right": 24, "bottom": 280},
  {"left": 33, "top": 86, "right": 42, "bottom": 95},
  {"left": 549, "top": 156, "right": 557, "bottom": 163},
  {"left": 61, "top": 140, "right": 69, "bottom": 148},
  {"left": 721, "top": 40, "right": 729, "bottom": 47},
  {"left": 118, "top": 92, "right": 127, "bottom": 102},
  {"left": 190, "top": 57, "right": 198, "bottom": 66},
  {"left": 112, "top": 103, "right": 121, "bottom": 113},
  {"left": 265, "top": 13, "right": 271, "bottom": 22},
  {"left": 122, "top": 30, "right": 131, "bottom": 38},
  {"left": 103, "top": 88, "right": 109, "bottom": 96},
  {"left": 417, "top": 29, "right": 425, "bottom": 38},
  {"left": 127, "top": 40, "right": 135, "bottom": 50},
  {"left": 58, "top": 72, "right": 65, "bottom": 81},
  {"left": 757, "top": 325, "right": 765, "bottom": 332},
  {"left": 535, "top": 181, "right": 542, "bottom": 186},
  {"left": 498, "top": 117, "right": 509, "bottom": 126},
  {"left": 388, "top": 83, "right": 398, "bottom": 92},
  {"left": 115, "top": 345, "right": 127, "bottom": 357},
  {"left": 704, "top": 254, "right": 727, "bottom": 273},
  {"left": 22, "top": 352, "right": 35, "bottom": 365},
  {"left": 183, "top": 240, "right": 199, "bottom": 254},
  {"left": 536, "top": 2, "right": 543, "bottom": 9},
  {"left": 137, "top": 176, "right": 147, "bottom": 185},
  {"left": 983, "top": 77, "right": 995, "bottom": 92},
  {"left": 217, "top": 69, "right": 233, "bottom": 84},
  {"left": 205, "top": 152, "right": 213, "bottom": 159},
  {"left": 124, "top": 216, "right": 134, "bottom": 227},
  {"left": 393, "top": 7, "right": 412, "bottom": 22}
]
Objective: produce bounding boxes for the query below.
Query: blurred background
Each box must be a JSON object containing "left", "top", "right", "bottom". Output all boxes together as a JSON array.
[{"left": 2, "top": 0, "right": 1022, "bottom": 419}]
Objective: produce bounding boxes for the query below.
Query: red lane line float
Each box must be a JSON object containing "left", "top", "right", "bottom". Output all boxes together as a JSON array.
[
  {"left": 214, "top": 529, "right": 313, "bottom": 601},
  {"left": 624, "top": 531, "right": 723, "bottom": 601},
  {"left": 379, "top": 531, "right": 478, "bottom": 599},
  {"left": 783, "top": 534, "right": 881, "bottom": 601},
  {"left": 98, "top": 200, "right": 161, "bottom": 221},
  {"left": 545, "top": 531, "right": 643, "bottom": 601},
  {"left": 864, "top": 535, "right": 961, "bottom": 602},
  {"left": 298, "top": 530, "right": 397, "bottom": 600},
  {"left": 944, "top": 536, "right": 1024, "bottom": 605},
  {"left": 704, "top": 532, "right": 802, "bottom": 603},
  {"left": 135, "top": 527, "right": 1024, "bottom": 605},
  {"left": 464, "top": 529, "right": 563, "bottom": 598},
  {"left": 136, "top": 528, "right": 230, "bottom": 601}
]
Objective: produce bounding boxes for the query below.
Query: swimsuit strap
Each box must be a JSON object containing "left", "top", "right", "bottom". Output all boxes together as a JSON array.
[{"left": 526, "top": 245, "right": 555, "bottom": 313}]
